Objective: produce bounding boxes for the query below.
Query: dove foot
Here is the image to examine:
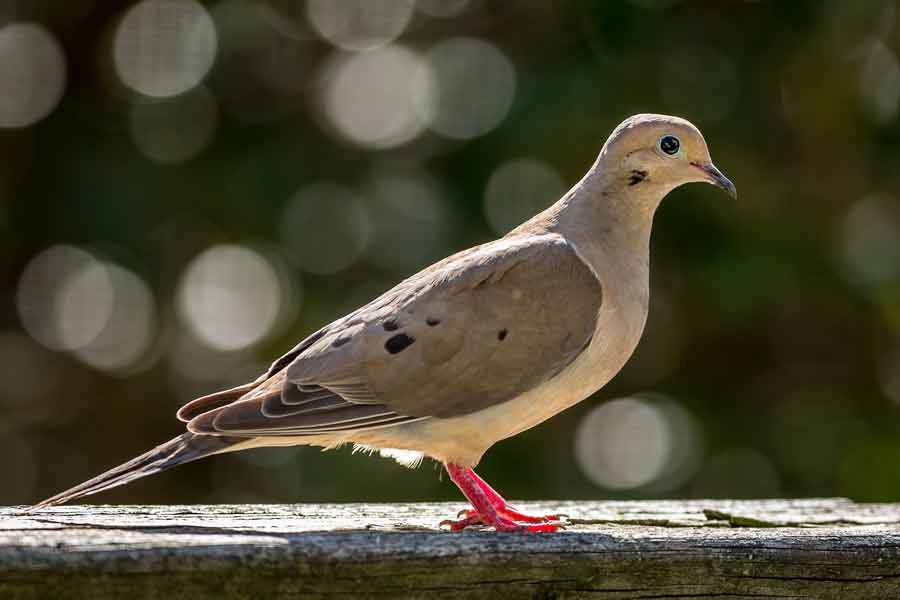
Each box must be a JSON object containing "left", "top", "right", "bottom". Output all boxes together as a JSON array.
[
  {"left": 442, "top": 463, "right": 565, "bottom": 532},
  {"left": 440, "top": 511, "right": 562, "bottom": 532},
  {"left": 465, "top": 468, "right": 565, "bottom": 522}
]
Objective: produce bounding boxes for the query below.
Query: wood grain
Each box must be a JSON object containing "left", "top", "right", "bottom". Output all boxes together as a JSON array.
[{"left": 4, "top": 499, "right": 900, "bottom": 599}]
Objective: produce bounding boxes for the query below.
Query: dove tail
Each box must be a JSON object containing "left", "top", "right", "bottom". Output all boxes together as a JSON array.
[{"left": 27, "top": 433, "right": 246, "bottom": 511}]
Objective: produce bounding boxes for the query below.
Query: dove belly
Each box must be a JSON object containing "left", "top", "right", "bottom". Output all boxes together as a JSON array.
[{"left": 346, "top": 293, "right": 648, "bottom": 466}]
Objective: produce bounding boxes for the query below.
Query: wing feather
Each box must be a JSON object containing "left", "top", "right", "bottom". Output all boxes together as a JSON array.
[
  {"left": 180, "top": 233, "right": 601, "bottom": 439},
  {"left": 284, "top": 233, "right": 602, "bottom": 419}
]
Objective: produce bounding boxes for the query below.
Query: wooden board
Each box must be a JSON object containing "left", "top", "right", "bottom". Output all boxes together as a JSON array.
[{"left": 3, "top": 499, "right": 900, "bottom": 599}]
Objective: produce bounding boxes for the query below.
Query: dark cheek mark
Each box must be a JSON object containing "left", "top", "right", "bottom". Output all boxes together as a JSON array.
[
  {"left": 498, "top": 329, "right": 508, "bottom": 341},
  {"left": 331, "top": 336, "right": 350, "bottom": 348},
  {"left": 426, "top": 317, "right": 441, "bottom": 327},
  {"left": 385, "top": 333, "right": 415, "bottom": 354},
  {"left": 383, "top": 319, "right": 399, "bottom": 332},
  {"left": 628, "top": 170, "right": 648, "bottom": 186}
]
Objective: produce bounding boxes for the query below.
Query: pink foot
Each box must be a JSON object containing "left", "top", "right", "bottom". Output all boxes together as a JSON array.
[
  {"left": 440, "top": 464, "right": 565, "bottom": 533},
  {"left": 466, "top": 469, "right": 565, "bottom": 523},
  {"left": 440, "top": 510, "right": 562, "bottom": 532}
]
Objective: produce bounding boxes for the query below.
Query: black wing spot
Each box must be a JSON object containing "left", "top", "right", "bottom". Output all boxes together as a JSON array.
[
  {"left": 383, "top": 319, "right": 399, "bottom": 332},
  {"left": 385, "top": 333, "right": 415, "bottom": 354},
  {"left": 331, "top": 336, "right": 350, "bottom": 348},
  {"left": 498, "top": 329, "right": 508, "bottom": 341},
  {"left": 628, "top": 169, "right": 648, "bottom": 186},
  {"left": 426, "top": 317, "right": 441, "bottom": 326}
]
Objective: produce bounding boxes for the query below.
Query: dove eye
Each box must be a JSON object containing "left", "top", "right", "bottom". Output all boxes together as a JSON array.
[{"left": 658, "top": 135, "right": 680, "bottom": 156}]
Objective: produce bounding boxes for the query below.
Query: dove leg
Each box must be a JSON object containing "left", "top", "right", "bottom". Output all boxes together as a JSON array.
[
  {"left": 440, "top": 464, "right": 562, "bottom": 532},
  {"left": 465, "top": 468, "right": 563, "bottom": 523}
]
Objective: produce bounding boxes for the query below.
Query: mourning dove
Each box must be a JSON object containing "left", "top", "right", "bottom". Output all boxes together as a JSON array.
[{"left": 32, "top": 114, "right": 735, "bottom": 531}]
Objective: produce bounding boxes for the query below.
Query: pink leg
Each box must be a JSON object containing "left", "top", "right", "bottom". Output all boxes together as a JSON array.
[
  {"left": 440, "top": 464, "right": 563, "bottom": 532},
  {"left": 466, "top": 469, "right": 563, "bottom": 523}
]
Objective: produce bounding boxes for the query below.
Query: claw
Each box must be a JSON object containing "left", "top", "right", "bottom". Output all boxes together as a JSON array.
[{"left": 440, "top": 513, "right": 483, "bottom": 531}]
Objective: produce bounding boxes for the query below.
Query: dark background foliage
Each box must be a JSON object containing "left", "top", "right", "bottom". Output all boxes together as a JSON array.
[{"left": 3, "top": 0, "right": 900, "bottom": 507}]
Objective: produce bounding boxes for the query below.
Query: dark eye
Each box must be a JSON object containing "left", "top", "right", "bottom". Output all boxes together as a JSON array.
[{"left": 659, "top": 135, "right": 680, "bottom": 156}]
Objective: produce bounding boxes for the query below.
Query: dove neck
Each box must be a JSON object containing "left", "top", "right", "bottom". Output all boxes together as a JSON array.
[{"left": 542, "top": 165, "right": 664, "bottom": 278}]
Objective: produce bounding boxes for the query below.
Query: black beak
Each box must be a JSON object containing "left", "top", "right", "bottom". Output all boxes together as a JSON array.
[{"left": 693, "top": 162, "right": 737, "bottom": 199}]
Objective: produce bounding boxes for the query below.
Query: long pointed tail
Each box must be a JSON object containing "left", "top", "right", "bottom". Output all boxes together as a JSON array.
[{"left": 28, "top": 433, "right": 246, "bottom": 511}]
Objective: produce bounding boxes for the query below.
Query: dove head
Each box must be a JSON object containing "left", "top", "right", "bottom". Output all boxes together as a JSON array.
[{"left": 597, "top": 114, "right": 736, "bottom": 206}]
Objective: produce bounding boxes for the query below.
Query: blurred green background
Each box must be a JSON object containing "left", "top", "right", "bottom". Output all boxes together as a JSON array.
[{"left": 2, "top": 0, "right": 900, "bottom": 508}]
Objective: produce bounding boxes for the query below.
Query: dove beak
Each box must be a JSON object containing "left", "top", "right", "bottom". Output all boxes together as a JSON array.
[{"left": 692, "top": 161, "right": 737, "bottom": 199}]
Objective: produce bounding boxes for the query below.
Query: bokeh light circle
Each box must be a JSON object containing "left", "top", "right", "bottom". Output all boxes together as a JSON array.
[
  {"left": 114, "top": 0, "right": 217, "bottom": 98},
  {"left": 366, "top": 171, "right": 455, "bottom": 272},
  {"left": 72, "top": 264, "right": 157, "bottom": 374},
  {"left": 0, "top": 23, "right": 66, "bottom": 128},
  {"left": 16, "top": 246, "right": 158, "bottom": 373},
  {"left": 177, "top": 245, "right": 283, "bottom": 351},
  {"left": 129, "top": 87, "right": 218, "bottom": 163},
  {"left": 306, "top": 0, "right": 415, "bottom": 51},
  {"left": 859, "top": 40, "right": 900, "bottom": 124},
  {"left": 483, "top": 158, "right": 566, "bottom": 235},
  {"left": 55, "top": 260, "right": 116, "bottom": 352},
  {"left": 575, "top": 397, "right": 674, "bottom": 490},
  {"left": 281, "top": 183, "right": 371, "bottom": 274},
  {"left": 413, "top": 37, "right": 516, "bottom": 140},
  {"left": 16, "top": 246, "right": 108, "bottom": 351},
  {"left": 840, "top": 194, "right": 900, "bottom": 289},
  {"left": 321, "top": 45, "right": 430, "bottom": 149}
]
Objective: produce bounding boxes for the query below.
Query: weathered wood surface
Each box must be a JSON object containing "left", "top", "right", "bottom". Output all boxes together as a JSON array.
[{"left": 3, "top": 499, "right": 900, "bottom": 599}]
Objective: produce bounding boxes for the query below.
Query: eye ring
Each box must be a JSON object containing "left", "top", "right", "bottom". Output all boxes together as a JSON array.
[{"left": 658, "top": 134, "right": 680, "bottom": 156}]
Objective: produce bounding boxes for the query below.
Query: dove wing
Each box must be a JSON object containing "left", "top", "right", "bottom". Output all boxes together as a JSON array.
[{"left": 185, "top": 233, "right": 602, "bottom": 436}]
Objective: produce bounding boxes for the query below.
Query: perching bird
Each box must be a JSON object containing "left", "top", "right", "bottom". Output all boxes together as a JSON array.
[{"left": 31, "top": 114, "right": 735, "bottom": 532}]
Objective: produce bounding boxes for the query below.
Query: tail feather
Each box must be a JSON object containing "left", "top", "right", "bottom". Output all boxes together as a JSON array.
[{"left": 28, "top": 433, "right": 246, "bottom": 511}]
